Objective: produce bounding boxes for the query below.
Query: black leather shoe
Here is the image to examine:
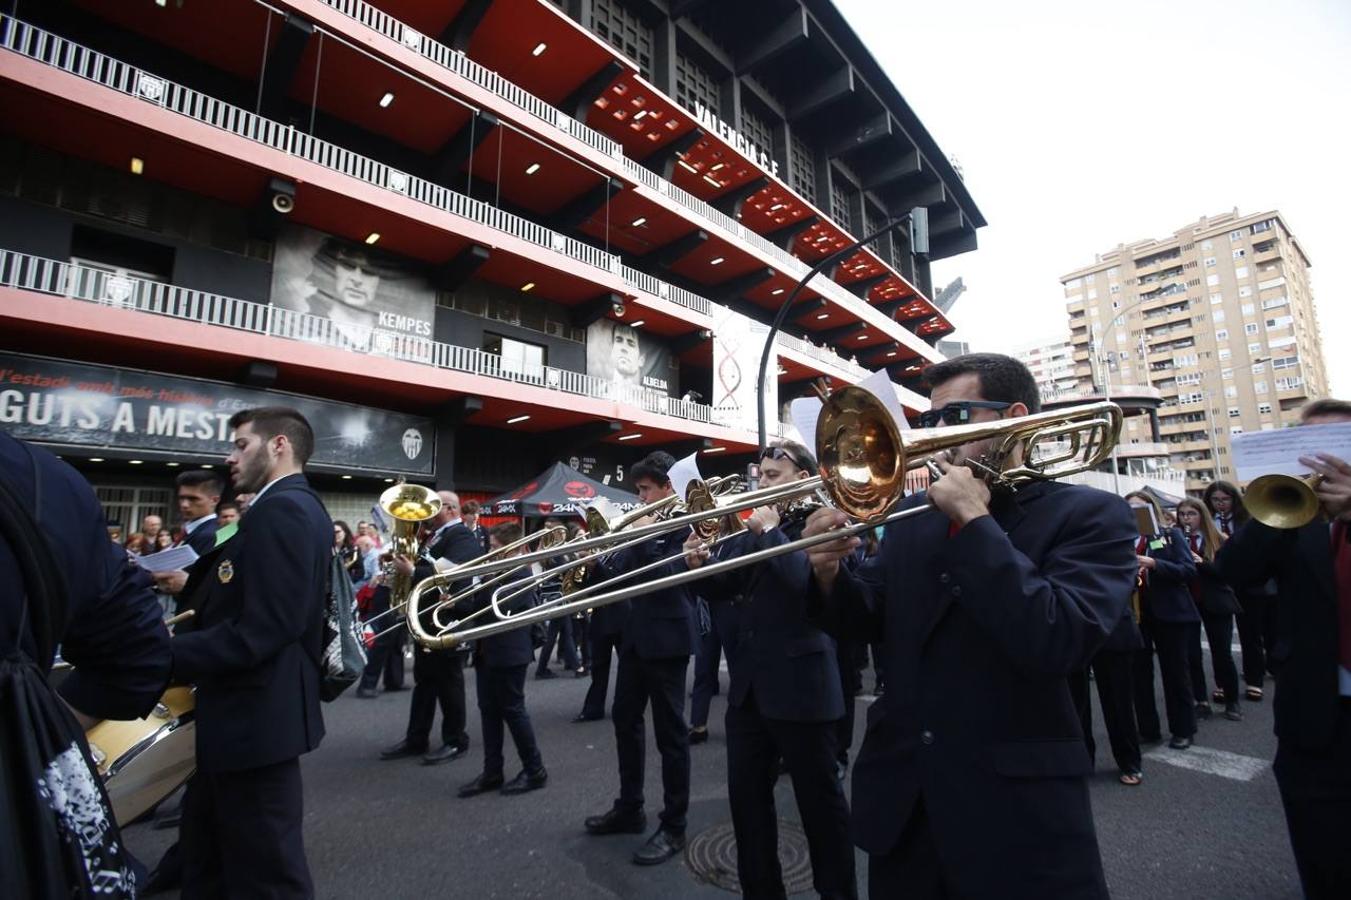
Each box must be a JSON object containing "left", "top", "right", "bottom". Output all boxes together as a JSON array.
[
  {"left": 500, "top": 768, "right": 548, "bottom": 795},
  {"left": 572, "top": 712, "right": 603, "bottom": 723},
  {"left": 379, "top": 739, "right": 428, "bottom": 761},
  {"left": 536, "top": 668, "right": 558, "bottom": 680},
  {"left": 632, "top": 829, "right": 685, "bottom": 866},
  {"left": 585, "top": 807, "right": 647, "bottom": 835},
  {"left": 356, "top": 687, "right": 378, "bottom": 699},
  {"left": 1224, "top": 703, "right": 1243, "bottom": 722},
  {"left": 1195, "top": 701, "right": 1213, "bottom": 719},
  {"left": 457, "top": 772, "right": 504, "bottom": 798},
  {"left": 688, "top": 727, "right": 708, "bottom": 745},
  {"left": 1168, "top": 736, "right": 1193, "bottom": 750},
  {"left": 423, "top": 743, "right": 469, "bottom": 765}
]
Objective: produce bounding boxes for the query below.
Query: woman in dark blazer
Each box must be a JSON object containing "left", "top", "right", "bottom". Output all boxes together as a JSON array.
[
  {"left": 1176, "top": 498, "right": 1243, "bottom": 722},
  {"left": 1204, "top": 480, "right": 1276, "bottom": 701},
  {"left": 1126, "top": 492, "right": 1199, "bottom": 750}
]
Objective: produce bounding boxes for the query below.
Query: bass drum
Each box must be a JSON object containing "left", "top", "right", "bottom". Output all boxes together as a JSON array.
[{"left": 84, "top": 686, "right": 196, "bottom": 826}]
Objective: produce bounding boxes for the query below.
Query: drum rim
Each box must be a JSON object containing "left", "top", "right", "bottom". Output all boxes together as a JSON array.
[{"left": 103, "top": 712, "right": 195, "bottom": 779}]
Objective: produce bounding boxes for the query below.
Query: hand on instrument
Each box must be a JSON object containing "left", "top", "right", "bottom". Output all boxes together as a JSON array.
[
  {"left": 629, "top": 515, "right": 656, "bottom": 529},
  {"left": 391, "top": 555, "right": 415, "bottom": 578},
  {"left": 927, "top": 459, "right": 991, "bottom": 528},
  {"left": 1190, "top": 551, "right": 1204, "bottom": 564},
  {"left": 746, "top": 505, "right": 780, "bottom": 536},
  {"left": 153, "top": 569, "right": 189, "bottom": 595},
  {"left": 1136, "top": 555, "right": 1156, "bottom": 571},
  {"left": 1300, "top": 452, "right": 1351, "bottom": 520},
  {"left": 683, "top": 532, "right": 710, "bottom": 570},
  {"left": 801, "top": 507, "right": 859, "bottom": 591}
]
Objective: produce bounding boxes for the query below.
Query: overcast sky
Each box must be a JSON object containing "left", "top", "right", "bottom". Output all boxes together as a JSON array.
[{"left": 834, "top": 0, "right": 1350, "bottom": 395}]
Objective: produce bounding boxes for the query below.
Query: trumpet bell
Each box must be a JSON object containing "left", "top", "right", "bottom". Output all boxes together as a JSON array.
[
  {"left": 1245, "top": 473, "right": 1322, "bottom": 530},
  {"left": 379, "top": 484, "right": 442, "bottom": 522},
  {"left": 816, "top": 385, "right": 904, "bottom": 522}
]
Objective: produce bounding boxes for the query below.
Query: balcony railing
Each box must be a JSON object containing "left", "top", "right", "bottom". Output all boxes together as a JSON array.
[
  {"left": 774, "top": 331, "right": 870, "bottom": 380},
  {"left": 0, "top": 248, "right": 716, "bottom": 426},
  {"left": 0, "top": 17, "right": 713, "bottom": 320},
  {"left": 308, "top": 0, "right": 933, "bottom": 350}
]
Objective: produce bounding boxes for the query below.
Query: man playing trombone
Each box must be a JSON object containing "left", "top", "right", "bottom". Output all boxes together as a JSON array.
[
  {"left": 801, "top": 353, "right": 1137, "bottom": 900},
  {"left": 685, "top": 439, "right": 856, "bottom": 900},
  {"left": 583, "top": 451, "right": 697, "bottom": 866}
]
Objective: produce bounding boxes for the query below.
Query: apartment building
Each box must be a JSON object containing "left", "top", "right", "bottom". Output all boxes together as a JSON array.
[
  {"left": 0, "top": 0, "right": 982, "bottom": 524},
  {"left": 1062, "top": 209, "right": 1327, "bottom": 493},
  {"left": 1012, "top": 336, "right": 1078, "bottom": 403}
]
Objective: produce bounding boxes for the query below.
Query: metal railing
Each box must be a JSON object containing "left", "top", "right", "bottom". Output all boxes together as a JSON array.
[
  {"left": 0, "top": 17, "right": 721, "bottom": 318},
  {"left": 305, "top": 2, "right": 931, "bottom": 347},
  {"left": 0, "top": 248, "right": 712, "bottom": 426},
  {"left": 774, "top": 331, "right": 870, "bottom": 379}
]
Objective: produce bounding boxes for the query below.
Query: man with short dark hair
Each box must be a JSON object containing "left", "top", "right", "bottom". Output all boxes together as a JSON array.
[
  {"left": 171, "top": 406, "right": 331, "bottom": 897},
  {"left": 686, "top": 438, "right": 856, "bottom": 899},
  {"left": 1216, "top": 398, "right": 1351, "bottom": 898},
  {"left": 151, "top": 471, "right": 224, "bottom": 602},
  {"left": 461, "top": 500, "right": 489, "bottom": 553},
  {"left": 215, "top": 500, "right": 241, "bottom": 528},
  {"left": 803, "top": 353, "right": 1137, "bottom": 899},
  {"left": 584, "top": 450, "right": 697, "bottom": 866}
]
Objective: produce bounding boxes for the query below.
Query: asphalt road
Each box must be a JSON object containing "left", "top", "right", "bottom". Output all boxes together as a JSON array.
[{"left": 124, "top": 648, "right": 1301, "bottom": 899}]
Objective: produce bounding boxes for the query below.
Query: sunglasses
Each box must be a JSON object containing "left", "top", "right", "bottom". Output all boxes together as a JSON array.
[
  {"left": 760, "top": 447, "right": 809, "bottom": 471},
  {"left": 917, "top": 401, "right": 1012, "bottom": 429}
]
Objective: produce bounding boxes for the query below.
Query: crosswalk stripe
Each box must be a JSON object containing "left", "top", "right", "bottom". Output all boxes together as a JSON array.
[{"left": 1145, "top": 744, "right": 1270, "bottom": 782}]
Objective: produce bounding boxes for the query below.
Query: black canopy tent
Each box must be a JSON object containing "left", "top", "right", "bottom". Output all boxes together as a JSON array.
[
  {"left": 1140, "top": 484, "right": 1187, "bottom": 509},
  {"left": 489, "top": 463, "right": 640, "bottom": 519}
]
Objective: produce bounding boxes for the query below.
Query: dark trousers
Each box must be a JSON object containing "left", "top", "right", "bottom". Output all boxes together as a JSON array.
[
  {"left": 1236, "top": 589, "right": 1277, "bottom": 686},
  {"left": 1188, "top": 612, "right": 1239, "bottom": 705},
  {"left": 1071, "top": 650, "right": 1140, "bottom": 774},
  {"left": 1135, "top": 619, "right": 1197, "bottom": 740},
  {"left": 727, "top": 694, "right": 856, "bottom": 900},
  {"left": 180, "top": 759, "right": 311, "bottom": 899},
  {"left": 581, "top": 630, "right": 620, "bottom": 719},
  {"left": 475, "top": 663, "right": 543, "bottom": 777},
  {"left": 359, "top": 630, "right": 406, "bottom": 691},
  {"left": 576, "top": 614, "right": 591, "bottom": 669},
  {"left": 538, "top": 617, "right": 579, "bottom": 672},
  {"left": 1273, "top": 702, "right": 1351, "bottom": 900},
  {"left": 406, "top": 649, "right": 467, "bottom": 749},
  {"left": 690, "top": 623, "right": 722, "bottom": 729},
  {"left": 836, "top": 638, "right": 863, "bottom": 765},
  {"left": 612, "top": 650, "right": 690, "bottom": 831}
]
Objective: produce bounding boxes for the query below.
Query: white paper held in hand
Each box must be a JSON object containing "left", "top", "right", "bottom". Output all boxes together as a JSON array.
[
  {"left": 133, "top": 544, "right": 200, "bottom": 573},
  {"left": 1231, "top": 421, "right": 1351, "bottom": 483}
]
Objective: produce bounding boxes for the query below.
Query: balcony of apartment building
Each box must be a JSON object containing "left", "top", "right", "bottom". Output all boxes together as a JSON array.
[
  {"left": 1252, "top": 239, "right": 1280, "bottom": 265},
  {"left": 0, "top": 15, "right": 935, "bottom": 444},
  {"left": 0, "top": 4, "right": 953, "bottom": 382}
]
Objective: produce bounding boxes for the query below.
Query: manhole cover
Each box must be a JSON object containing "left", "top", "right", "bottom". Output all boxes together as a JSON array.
[{"left": 686, "top": 819, "right": 815, "bottom": 894}]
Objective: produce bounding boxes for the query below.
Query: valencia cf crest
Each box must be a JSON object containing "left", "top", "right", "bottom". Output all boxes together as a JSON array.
[{"left": 217, "top": 560, "right": 235, "bottom": 584}]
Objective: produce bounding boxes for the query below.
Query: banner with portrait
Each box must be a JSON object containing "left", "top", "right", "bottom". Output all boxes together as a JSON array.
[
  {"left": 270, "top": 225, "right": 436, "bottom": 361},
  {"left": 585, "top": 320, "right": 678, "bottom": 397},
  {"left": 711, "top": 305, "right": 774, "bottom": 432}
]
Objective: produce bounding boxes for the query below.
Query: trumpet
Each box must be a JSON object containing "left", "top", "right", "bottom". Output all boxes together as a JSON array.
[
  {"left": 1244, "top": 472, "right": 1324, "bottom": 529},
  {"left": 403, "top": 387, "right": 1122, "bottom": 651}
]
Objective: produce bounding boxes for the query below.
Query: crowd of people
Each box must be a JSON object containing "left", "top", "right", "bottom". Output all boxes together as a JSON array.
[{"left": 2, "top": 352, "right": 1349, "bottom": 899}]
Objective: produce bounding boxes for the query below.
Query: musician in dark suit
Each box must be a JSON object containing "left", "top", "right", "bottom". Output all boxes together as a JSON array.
[
  {"left": 150, "top": 470, "right": 223, "bottom": 606},
  {"left": 1071, "top": 601, "right": 1146, "bottom": 786},
  {"left": 576, "top": 580, "right": 629, "bottom": 722},
  {"left": 382, "top": 491, "right": 481, "bottom": 764},
  {"left": 461, "top": 499, "right": 490, "bottom": 553},
  {"left": 457, "top": 523, "right": 548, "bottom": 797},
  {"left": 1, "top": 433, "right": 172, "bottom": 898},
  {"left": 802, "top": 353, "right": 1138, "bottom": 899},
  {"left": 170, "top": 407, "right": 331, "bottom": 897},
  {"left": 583, "top": 451, "right": 697, "bottom": 866},
  {"left": 686, "top": 440, "right": 856, "bottom": 899},
  {"left": 1125, "top": 491, "right": 1199, "bottom": 750},
  {"left": 1214, "top": 398, "right": 1351, "bottom": 900}
]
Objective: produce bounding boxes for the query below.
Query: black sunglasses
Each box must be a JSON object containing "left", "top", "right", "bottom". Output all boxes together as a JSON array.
[
  {"left": 760, "top": 447, "right": 808, "bottom": 471},
  {"left": 917, "top": 401, "right": 1012, "bottom": 429}
]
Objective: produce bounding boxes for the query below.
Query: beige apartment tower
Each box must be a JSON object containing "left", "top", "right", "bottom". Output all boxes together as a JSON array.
[{"left": 1062, "top": 209, "right": 1328, "bottom": 494}]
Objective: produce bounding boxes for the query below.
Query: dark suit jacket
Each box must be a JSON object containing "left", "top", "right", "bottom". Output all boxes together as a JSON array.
[
  {"left": 0, "top": 433, "right": 170, "bottom": 720},
  {"left": 182, "top": 516, "right": 220, "bottom": 559},
  {"left": 596, "top": 524, "right": 695, "bottom": 660},
  {"left": 465, "top": 564, "right": 537, "bottom": 668},
  {"left": 813, "top": 481, "right": 1136, "bottom": 896},
  {"left": 1216, "top": 518, "right": 1346, "bottom": 752},
  {"left": 1139, "top": 527, "right": 1198, "bottom": 624},
  {"left": 171, "top": 474, "right": 330, "bottom": 773},
  {"left": 413, "top": 521, "right": 484, "bottom": 644},
  {"left": 698, "top": 516, "right": 844, "bottom": 723}
]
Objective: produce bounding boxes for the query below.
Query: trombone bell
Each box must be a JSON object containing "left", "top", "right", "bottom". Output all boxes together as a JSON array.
[{"left": 1244, "top": 473, "right": 1322, "bottom": 530}]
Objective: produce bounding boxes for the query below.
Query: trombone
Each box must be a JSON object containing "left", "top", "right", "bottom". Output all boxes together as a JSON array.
[{"left": 405, "top": 388, "right": 1123, "bottom": 651}]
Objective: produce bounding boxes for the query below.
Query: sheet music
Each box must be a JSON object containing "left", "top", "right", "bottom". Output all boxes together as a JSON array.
[
  {"left": 666, "top": 452, "right": 704, "bottom": 503},
  {"left": 132, "top": 544, "right": 199, "bottom": 573},
  {"left": 790, "top": 370, "right": 912, "bottom": 448},
  {"left": 1232, "top": 422, "right": 1351, "bottom": 482}
]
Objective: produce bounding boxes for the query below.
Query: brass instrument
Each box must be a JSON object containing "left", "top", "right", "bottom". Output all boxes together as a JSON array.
[
  {"left": 377, "top": 483, "right": 442, "bottom": 613},
  {"left": 404, "top": 388, "right": 1122, "bottom": 651},
  {"left": 1244, "top": 472, "right": 1324, "bottom": 530}
]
